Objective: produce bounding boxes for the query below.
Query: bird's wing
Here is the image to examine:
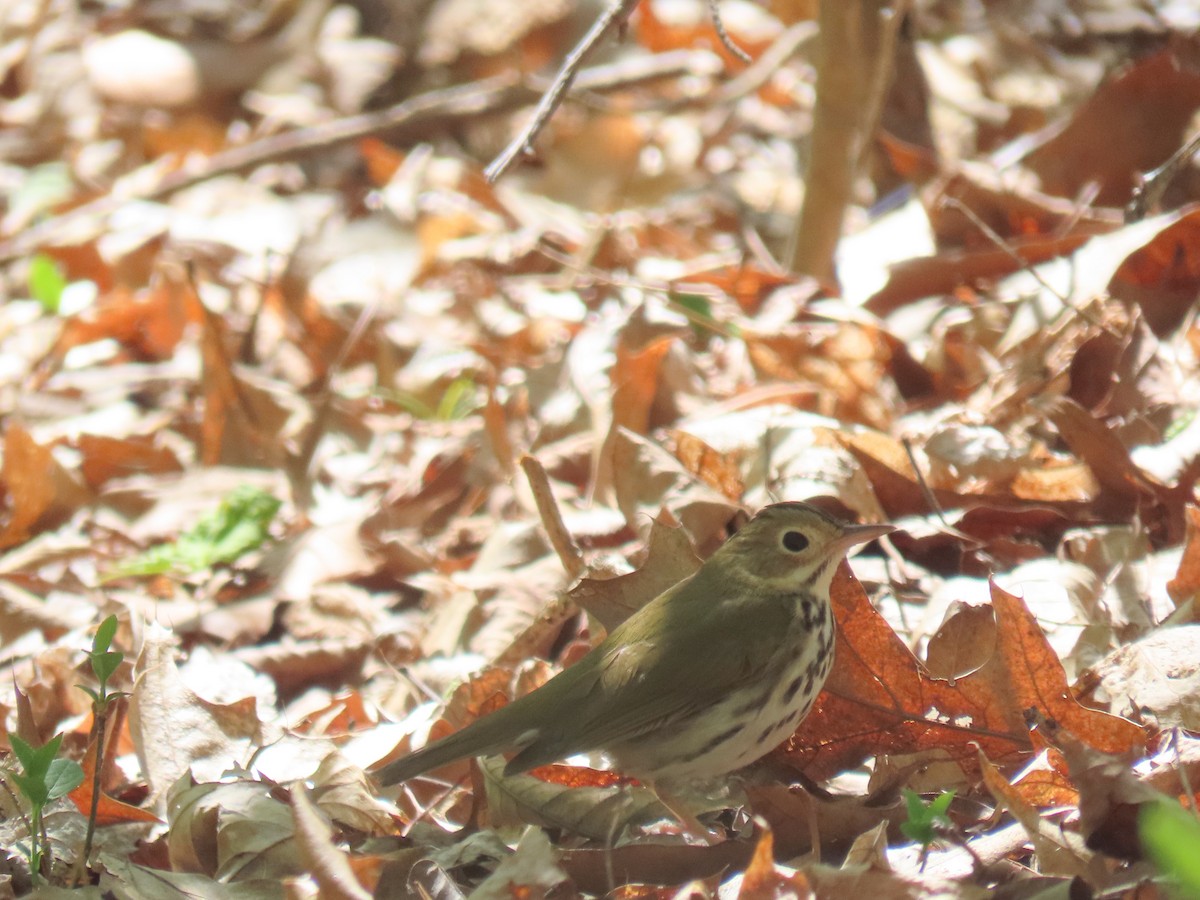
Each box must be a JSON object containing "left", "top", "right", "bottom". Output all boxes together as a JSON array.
[{"left": 504, "top": 576, "right": 795, "bottom": 773}]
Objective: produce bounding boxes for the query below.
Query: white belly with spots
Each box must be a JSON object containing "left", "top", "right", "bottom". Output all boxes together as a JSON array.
[{"left": 610, "top": 616, "right": 835, "bottom": 783}]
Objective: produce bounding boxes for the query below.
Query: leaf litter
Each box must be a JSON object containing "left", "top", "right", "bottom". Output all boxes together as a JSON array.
[{"left": 2, "top": 1, "right": 1200, "bottom": 898}]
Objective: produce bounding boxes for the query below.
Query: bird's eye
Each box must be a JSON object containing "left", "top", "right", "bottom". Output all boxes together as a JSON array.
[{"left": 782, "top": 530, "right": 809, "bottom": 552}]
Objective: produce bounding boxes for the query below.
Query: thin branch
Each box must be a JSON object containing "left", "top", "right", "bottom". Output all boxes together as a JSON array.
[
  {"left": 1127, "top": 128, "right": 1200, "bottom": 222},
  {"left": 0, "top": 48, "right": 712, "bottom": 263},
  {"left": 939, "top": 195, "right": 1112, "bottom": 333},
  {"left": 901, "top": 437, "right": 946, "bottom": 527},
  {"left": 707, "top": 0, "right": 752, "bottom": 64},
  {"left": 484, "top": 0, "right": 642, "bottom": 183},
  {"left": 710, "top": 21, "right": 817, "bottom": 106}
]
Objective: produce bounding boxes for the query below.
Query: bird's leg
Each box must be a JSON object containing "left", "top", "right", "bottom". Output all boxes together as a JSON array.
[{"left": 646, "top": 781, "right": 725, "bottom": 844}]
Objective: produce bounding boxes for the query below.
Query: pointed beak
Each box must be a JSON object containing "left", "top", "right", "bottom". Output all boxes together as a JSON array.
[{"left": 832, "top": 522, "right": 894, "bottom": 553}]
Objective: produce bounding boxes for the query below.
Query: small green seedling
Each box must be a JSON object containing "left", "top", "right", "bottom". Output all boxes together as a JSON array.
[
  {"left": 1140, "top": 797, "right": 1200, "bottom": 897},
  {"left": 105, "top": 485, "right": 281, "bottom": 579},
  {"left": 77, "top": 614, "right": 127, "bottom": 870},
  {"left": 671, "top": 291, "right": 741, "bottom": 341},
  {"left": 8, "top": 733, "right": 84, "bottom": 886},
  {"left": 384, "top": 375, "right": 481, "bottom": 421},
  {"left": 27, "top": 254, "right": 67, "bottom": 314},
  {"left": 900, "top": 788, "right": 955, "bottom": 850},
  {"left": 79, "top": 614, "right": 123, "bottom": 708}
]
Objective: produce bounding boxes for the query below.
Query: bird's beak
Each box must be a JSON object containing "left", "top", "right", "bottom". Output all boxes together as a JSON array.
[{"left": 832, "top": 522, "right": 894, "bottom": 552}]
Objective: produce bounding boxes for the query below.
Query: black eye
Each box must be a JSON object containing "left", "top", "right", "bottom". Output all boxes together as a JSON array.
[{"left": 782, "top": 530, "right": 809, "bottom": 552}]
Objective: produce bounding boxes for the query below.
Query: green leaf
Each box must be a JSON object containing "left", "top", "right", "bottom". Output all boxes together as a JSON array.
[
  {"left": 91, "top": 650, "right": 123, "bottom": 684},
  {"left": 27, "top": 255, "right": 67, "bottom": 314},
  {"left": 1165, "top": 409, "right": 1197, "bottom": 441},
  {"left": 93, "top": 615, "right": 118, "bottom": 653},
  {"left": 9, "top": 734, "right": 70, "bottom": 806},
  {"left": 380, "top": 387, "right": 436, "bottom": 419},
  {"left": 671, "top": 291, "right": 741, "bottom": 340},
  {"left": 900, "top": 789, "right": 955, "bottom": 847},
  {"left": 44, "top": 759, "right": 84, "bottom": 801},
  {"left": 106, "top": 485, "right": 282, "bottom": 579},
  {"left": 1141, "top": 798, "right": 1200, "bottom": 894},
  {"left": 8, "top": 734, "right": 38, "bottom": 772},
  {"left": 435, "top": 376, "right": 479, "bottom": 421},
  {"left": 78, "top": 685, "right": 101, "bottom": 705}
]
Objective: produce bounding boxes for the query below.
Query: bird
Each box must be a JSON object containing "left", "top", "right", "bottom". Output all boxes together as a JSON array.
[{"left": 374, "top": 501, "right": 892, "bottom": 821}]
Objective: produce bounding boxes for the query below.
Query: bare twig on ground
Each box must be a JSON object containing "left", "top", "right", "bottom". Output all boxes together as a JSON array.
[
  {"left": 292, "top": 301, "right": 377, "bottom": 514},
  {"left": 938, "top": 195, "right": 1112, "bottom": 333}
]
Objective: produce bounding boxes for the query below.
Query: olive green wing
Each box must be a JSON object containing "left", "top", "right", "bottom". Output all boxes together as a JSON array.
[{"left": 503, "top": 575, "right": 792, "bottom": 773}]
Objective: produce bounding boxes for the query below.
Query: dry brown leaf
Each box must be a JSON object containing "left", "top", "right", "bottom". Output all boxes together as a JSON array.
[
  {"left": 1024, "top": 48, "right": 1200, "bottom": 207},
  {"left": 76, "top": 433, "right": 183, "bottom": 489},
  {"left": 291, "top": 785, "right": 373, "bottom": 900},
  {"left": 608, "top": 427, "right": 738, "bottom": 554},
  {"left": 569, "top": 511, "right": 702, "bottom": 632},
  {"left": 736, "top": 824, "right": 813, "bottom": 900},
  {"left": 1035, "top": 721, "right": 1166, "bottom": 862},
  {"left": 669, "top": 430, "right": 746, "bottom": 502},
  {"left": 0, "top": 423, "right": 60, "bottom": 550},
  {"left": 1094, "top": 625, "right": 1200, "bottom": 731},
  {"left": 1038, "top": 396, "right": 1157, "bottom": 502},
  {"left": 978, "top": 750, "right": 1101, "bottom": 879},
  {"left": 1114, "top": 207, "right": 1200, "bottom": 335},
  {"left": 129, "top": 625, "right": 275, "bottom": 803},
  {"left": 924, "top": 602, "right": 995, "bottom": 681},
  {"left": 613, "top": 334, "right": 678, "bottom": 437},
  {"left": 1168, "top": 504, "right": 1200, "bottom": 609},
  {"left": 778, "top": 572, "right": 1143, "bottom": 779}
]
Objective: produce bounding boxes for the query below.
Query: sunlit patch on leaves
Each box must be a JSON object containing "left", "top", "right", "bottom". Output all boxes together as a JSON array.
[
  {"left": 8, "top": 161, "right": 74, "bottom": 228},
  {"left": 105, "top": 485, "right": 281, "bottom": 579}
]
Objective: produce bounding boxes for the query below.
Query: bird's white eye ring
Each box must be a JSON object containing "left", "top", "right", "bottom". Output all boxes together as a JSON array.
[{"left": 782, "top": 530, "right": 809, "bottom": 552}]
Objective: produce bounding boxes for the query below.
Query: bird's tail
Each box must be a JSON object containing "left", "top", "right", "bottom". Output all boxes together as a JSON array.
[{"left": 372, "top": 703, "right": 533, "bottom": 785}]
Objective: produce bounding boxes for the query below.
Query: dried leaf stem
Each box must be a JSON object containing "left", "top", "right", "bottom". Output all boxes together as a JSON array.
[{"left": 521, "top": 455, "right": 585, "bottom": 581}]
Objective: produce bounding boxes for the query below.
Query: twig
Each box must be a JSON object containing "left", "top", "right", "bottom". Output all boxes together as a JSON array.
[
  {"left": 520, "top": 455, "right": 586, "bottom": 581},
  {"left": 707, "top": 0, "right": 752, "bottom": 64},
  {"left": 1127, "top": 129, "right": 1200, "bottom": 222},
  {"left": 710, "top": 21, "right": 818, "bottom": 106},
  {"left": 938, "top": 195, "right": 1112, "bottom": 332},
  {"left": 901, "top": 437, "right": 946, "bottom": 527},
  {"left": 484, "top": 0, "right": 642, "bottom": 183},
  {"left": 0, "top": 49, "right": 711, "bottom": 263}
]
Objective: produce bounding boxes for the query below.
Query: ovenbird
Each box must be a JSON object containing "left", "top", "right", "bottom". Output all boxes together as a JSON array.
[{"left": 375, "top": 502, "right": 891, "bottom": 800}]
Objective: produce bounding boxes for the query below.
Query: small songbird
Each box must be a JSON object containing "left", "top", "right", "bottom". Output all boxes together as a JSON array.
[{"left": 374, "top": 502, "right": 892, "bottom": 810}]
